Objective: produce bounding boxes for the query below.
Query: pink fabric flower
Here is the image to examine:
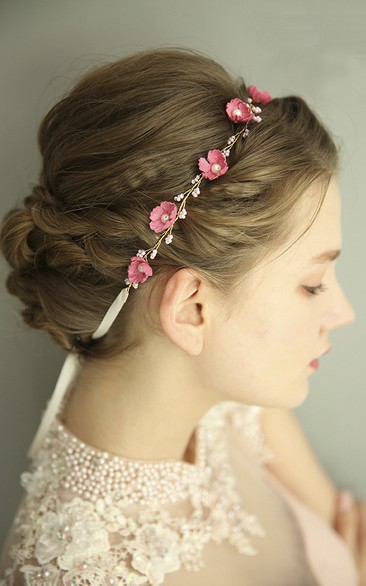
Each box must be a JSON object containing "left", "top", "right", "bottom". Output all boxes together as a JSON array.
[
  {"left": 128, "top": 256, "right": 153, "bottom": 284},
  {"left": 198, "top": 150, "right": 228, "bottom": 181},
  {"left": 248, "top": 85, "right": 272, "bottom": 104},
  {"left": 149, "top": 201, "right": 177, "bottom": 233},
  {"left": 226, "top": 98, "right": 254, "bottom": 123}
]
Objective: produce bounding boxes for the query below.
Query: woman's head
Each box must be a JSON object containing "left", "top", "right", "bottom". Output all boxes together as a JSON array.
[
  {"left": 188, "top": 175, "right": 355, "bottom": 409},
  {"left": 0, "top": 47, "right": 341, "bottom": 362}
]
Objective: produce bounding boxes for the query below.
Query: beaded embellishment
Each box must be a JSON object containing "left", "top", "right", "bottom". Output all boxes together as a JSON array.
[
  {"left": 92, "top": 87, "right": 272, "bottom": 341},
  {"left": 1, "top": 403, "right": 272, "bottom": 586},
  {"left": 52, "top": 422, "right": 208, "bottom": 506}
]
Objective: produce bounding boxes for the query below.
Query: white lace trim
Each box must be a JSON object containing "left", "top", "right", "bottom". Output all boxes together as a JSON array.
[
  {"left": 231, "top": 405, "right": 277, "bottom": 465},
  {"left": 1, "top": 402, "right": 273, "bottom": 586}
]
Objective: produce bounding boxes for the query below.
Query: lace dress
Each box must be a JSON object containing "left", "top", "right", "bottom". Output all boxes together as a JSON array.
[{"left": 0, "top": 401, "right": 358, "bottom": 586}]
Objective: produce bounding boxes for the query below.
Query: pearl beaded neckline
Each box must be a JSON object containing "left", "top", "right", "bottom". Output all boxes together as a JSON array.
[
  {"left": 47, "top": 419, "right": 211, "bottom": 507},
  {"left": 8, "top": 403, "right": 270, "bottom": 586}
]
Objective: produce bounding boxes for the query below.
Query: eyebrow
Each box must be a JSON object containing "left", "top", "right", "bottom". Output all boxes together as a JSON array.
[{"left": 311, "top": 249, "right": 341, "bottom": 263}]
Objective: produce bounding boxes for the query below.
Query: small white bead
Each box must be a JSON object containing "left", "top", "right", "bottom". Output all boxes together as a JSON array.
[
  {"left": 161, "top": 213, "right": 169, "bottom": 223},
  {"left": 211, "top": 163, "right": 222, "bottom": 175},
  {"left": 51, "top": 419, "right": 212, "bottom": 507}
]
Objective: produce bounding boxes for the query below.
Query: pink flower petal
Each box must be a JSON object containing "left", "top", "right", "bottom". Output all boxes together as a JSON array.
[
  {"left": 226, "top": 98, "right": 254, "bottom": 123},
  {"left": 248, "top": 85, "right": 272, "bottom": 105},
  {"left": 149, "top": 201, "right": 177, "bottom": 233},
  {"left": 128, "top": 256, "right": 153, "bottom": 284},
  {"left": 207, "top": 150, "right": 226, "bottom": 166},
  {"left": 150, "top": 207, "right": 163, "bottom": 221},
  {"left": 198, "top": 150, "right": 228, "bottom": 180},
  {"left": 198, "top": 157, "right": 211, "bottom": 174}
]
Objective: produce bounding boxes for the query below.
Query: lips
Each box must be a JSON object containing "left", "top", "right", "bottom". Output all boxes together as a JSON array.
[{"left": 309, "top": 346, "right": 331, "bottom": 369}]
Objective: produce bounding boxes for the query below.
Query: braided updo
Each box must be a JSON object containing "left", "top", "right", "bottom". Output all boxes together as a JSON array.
[{"left": 0, "top": 48, "right": 339, "bottom": 360}]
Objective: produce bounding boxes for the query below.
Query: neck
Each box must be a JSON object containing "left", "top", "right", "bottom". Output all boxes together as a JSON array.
[{"left": 62, "top": 338, "right": 223, "bottom": 463}]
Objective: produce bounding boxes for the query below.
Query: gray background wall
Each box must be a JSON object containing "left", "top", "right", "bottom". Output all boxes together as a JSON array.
[{"left": 0, "top": 0, "right": 365, "bottom": 546}]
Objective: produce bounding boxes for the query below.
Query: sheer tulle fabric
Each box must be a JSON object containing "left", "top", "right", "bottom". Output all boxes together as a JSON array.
[{"left": 0, "top": 401, "right": 358, "bottom": 586}]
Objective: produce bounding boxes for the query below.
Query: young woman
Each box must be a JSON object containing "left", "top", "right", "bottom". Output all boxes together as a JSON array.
[{"left": 0, "top": 48, "right": 364, "bottom": 586}]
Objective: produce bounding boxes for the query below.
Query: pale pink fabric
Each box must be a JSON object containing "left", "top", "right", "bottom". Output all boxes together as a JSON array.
[
  {"left": 0, "top": 401, "right": 360, "bottom": 585},
  {"left": 264, "top": 470, "right": 359, "bottom": 586}
]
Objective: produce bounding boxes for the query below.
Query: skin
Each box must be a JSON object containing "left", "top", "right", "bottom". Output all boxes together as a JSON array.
[
  {"left": 64, "top": 175, "right": 355, "bottom": 465},
  {"left": 43, "top": 175, "right": 366, "bottom": 582},
  {"left": 196, "top": 174, "right": 355, "bottom": 410}
]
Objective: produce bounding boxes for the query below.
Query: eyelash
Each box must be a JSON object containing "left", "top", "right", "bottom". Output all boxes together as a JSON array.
[{"left": 304, "top": 284, "right": 328, "bottom": 296}]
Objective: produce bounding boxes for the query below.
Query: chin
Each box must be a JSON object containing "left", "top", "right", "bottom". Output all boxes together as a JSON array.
[
  {"left": 290, "top": 383, "right": 310, "bottom": 409},
  {"left": 265, "top": 381, "right": 310, "bottom": 410}
]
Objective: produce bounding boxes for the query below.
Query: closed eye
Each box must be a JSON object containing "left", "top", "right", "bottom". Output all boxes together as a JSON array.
[{"left": 304, "top": 284, "right": 328, "bottom": 296}]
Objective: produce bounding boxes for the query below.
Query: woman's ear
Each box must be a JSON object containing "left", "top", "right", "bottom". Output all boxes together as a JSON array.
[{"left": 158, "top": 268, "right": 208, "bottom": 356}]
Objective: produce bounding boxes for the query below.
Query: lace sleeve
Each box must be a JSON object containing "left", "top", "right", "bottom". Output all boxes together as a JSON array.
[
  {"left": 0, "top": 449, "right": 153, "bottom": 585},
  {"left": 0, "top": 413, "right": 267, "bottom": 586},
  {"left": 0, "top": 494, "right": 29, "bottom": 586},
  {"left": 228, "top": 404, "right": 278, "bottom": 466},
  {"left": 0, "top": 484, "right": 181, "bottom": 585},
  {"left": 1, "top": 406, "right": 329, "bottom": 586}
]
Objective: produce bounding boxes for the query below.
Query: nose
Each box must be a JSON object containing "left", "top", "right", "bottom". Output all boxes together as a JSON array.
[
  {"left": 340, "top": 293, "right": 356, "bottom": 326},
  {"left": 326, "top": 281, "right": 356, "bottom": 331}
]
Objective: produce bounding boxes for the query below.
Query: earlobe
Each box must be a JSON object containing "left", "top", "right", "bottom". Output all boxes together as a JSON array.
[{"left": 159, "top": 269, "right": 206, "bottom": 356}]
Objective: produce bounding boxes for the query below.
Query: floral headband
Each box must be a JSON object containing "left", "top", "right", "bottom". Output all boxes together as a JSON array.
[
  {"left": 92, "top": 85, "right": 272, "bottom": 340},
  {"left": 27, "top": 85, "right": 272, "bottom": 459}
]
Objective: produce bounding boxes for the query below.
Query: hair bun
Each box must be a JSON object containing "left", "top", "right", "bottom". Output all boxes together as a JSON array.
[
  {"left": 0, "top": 48, "right": 338, "bottom": 360},
  {"left": 0, "top": 205, "right": 35, "bottom": 271}
]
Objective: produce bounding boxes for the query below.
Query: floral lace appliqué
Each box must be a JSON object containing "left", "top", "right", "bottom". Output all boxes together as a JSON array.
[{"left": 0, "top": 402, "right": 271, "bottom": 586}]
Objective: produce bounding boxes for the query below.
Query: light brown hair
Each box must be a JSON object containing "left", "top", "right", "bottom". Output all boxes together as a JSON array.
[{"left": 0, "top": 48, "right": 339, "bottom": 360}]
